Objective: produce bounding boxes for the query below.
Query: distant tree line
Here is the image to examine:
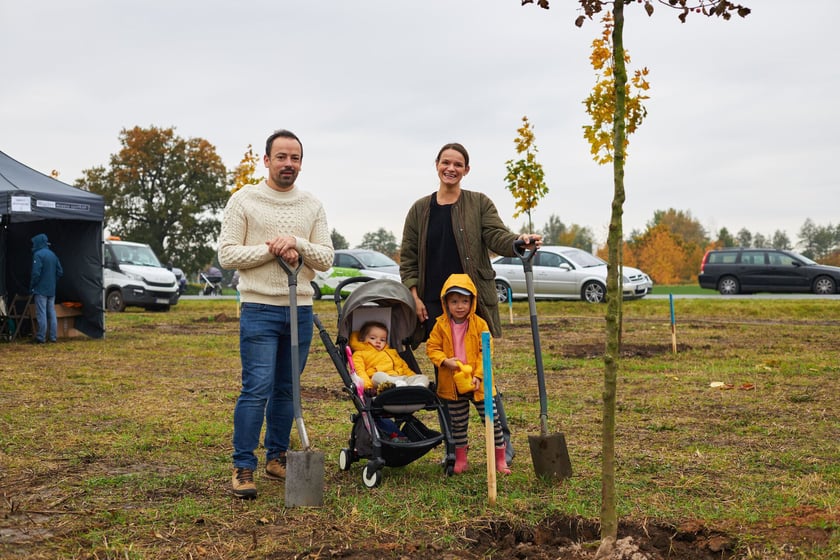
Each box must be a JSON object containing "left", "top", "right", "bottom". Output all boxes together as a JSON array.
[
  {"left": 76, "top": 126, "right": 837, "bottom": 285},
  {"left": 601, "top": 209, "right": 840, "bottom": 284}
]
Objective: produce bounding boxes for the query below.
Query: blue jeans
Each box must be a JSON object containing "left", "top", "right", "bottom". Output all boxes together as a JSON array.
[
  {"left": 33, "top": 294, "right": 57, "bottom": 342},
  {"left": 232, "top": 303, "right": 313, "bottom": 470}
]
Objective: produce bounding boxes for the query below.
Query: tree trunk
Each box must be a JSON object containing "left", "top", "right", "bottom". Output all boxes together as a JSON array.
[{"left": 597, "top": 0, "right": 627, "bottom": 556}]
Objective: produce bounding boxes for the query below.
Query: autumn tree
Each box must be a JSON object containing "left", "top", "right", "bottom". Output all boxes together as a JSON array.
[
  {"left": 649, "top": 208, "right": 708, "bottom": 247},
  {"left": 522, "top": 1, "right": 750, "bottom": 555},
  {"left": 78, "top": 126, "right": 229, "bottom": 276},
  {"left": 505, "top": 116, "right": 548, "bottom": 233},
  {"left": 229, "top": 144, "right": 262, "bottom": 195},
  {"left": 628, "top": 224, "right": 685, "bottom": 283},
  {"left": 358, "top": 228, "right": 398, "bottom": 258}
]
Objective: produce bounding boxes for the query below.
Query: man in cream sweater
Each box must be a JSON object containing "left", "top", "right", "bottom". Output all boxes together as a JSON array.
[{"left": 219, "top": 129, "right": 334, "bottom": 499}]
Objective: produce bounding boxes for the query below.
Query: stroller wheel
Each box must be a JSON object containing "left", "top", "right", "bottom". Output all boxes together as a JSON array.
[
  {"left": 444, "top": 452, "right": 456, "bottom": 476},
  {"left": 338, "top": 448, "right": 354, "bottom": 471},
  {"left": 362, "top": 463, "right": 382, "bottom": 489}
]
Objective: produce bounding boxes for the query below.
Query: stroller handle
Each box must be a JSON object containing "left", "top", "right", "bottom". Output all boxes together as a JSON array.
[{"left": 333, "top": 275, "right": 374, "bottom": 313}]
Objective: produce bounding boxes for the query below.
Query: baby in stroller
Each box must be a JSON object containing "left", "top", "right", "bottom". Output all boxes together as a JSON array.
[
  {"left": 350, "top": 320, "right": 430, "bottom": 392},
  {"left": 314, "top": 277, "right": 455, "bottom": 488}
]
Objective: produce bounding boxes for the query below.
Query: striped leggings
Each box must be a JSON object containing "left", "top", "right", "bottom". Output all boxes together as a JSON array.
[{"left": 446, "top": 397, "right": 505, "bottom": 448}]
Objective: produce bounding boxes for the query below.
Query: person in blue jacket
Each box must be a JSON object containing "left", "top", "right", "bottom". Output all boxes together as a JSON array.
[{"left": 30, "top": 233, "right": 63, "bottom": 343}]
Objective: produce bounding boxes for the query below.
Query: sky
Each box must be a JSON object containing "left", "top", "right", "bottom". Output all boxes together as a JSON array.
[{"left": 2, "top": 1, "right": 837, "bottom": 249}]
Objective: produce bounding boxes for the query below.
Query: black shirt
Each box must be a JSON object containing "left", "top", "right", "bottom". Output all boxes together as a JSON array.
[{"left": 423, "top": 194, "right": 463, "bottom": 311}]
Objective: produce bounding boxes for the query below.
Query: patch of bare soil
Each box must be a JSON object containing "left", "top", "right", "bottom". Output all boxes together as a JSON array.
[
  {"left": 253, "top": 509, "right": 837, "bottom": 559},
  {"left": 193, "top": 312, "right": 240, "bottom": 323}
]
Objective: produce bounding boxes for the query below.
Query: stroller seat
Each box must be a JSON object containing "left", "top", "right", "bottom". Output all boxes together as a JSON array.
[
  {"left": 371, "top": 385, "right": 439, "bottom": 415},
  {"left": 314, "top": 277, "right": 456, "bottom": 488}
]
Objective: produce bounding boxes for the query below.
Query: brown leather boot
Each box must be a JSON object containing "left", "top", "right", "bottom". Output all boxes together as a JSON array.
[{"left": 231, "top": 468, "right": 257, "bottom": 499}]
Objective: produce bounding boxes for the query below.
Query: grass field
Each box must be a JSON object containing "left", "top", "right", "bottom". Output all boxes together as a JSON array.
[{"left": 1, "top": 297, "right": 838, "bottom": 559}]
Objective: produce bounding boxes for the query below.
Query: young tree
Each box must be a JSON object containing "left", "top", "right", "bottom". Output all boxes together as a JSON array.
[
  {"left": 229, "top": 144, "right": 263, "bottom": 195},
  {"left": 505, "top": 116, "right": 549, "bottom": 233},
  {"left": 358, "top": 228, "right": 398, "bottom": 258},
  {"left": 521, "top": 1, "right": 750, "bottom": 555},
  {"left": 78, "top": 125, "right": 229, "bottom": 276}
]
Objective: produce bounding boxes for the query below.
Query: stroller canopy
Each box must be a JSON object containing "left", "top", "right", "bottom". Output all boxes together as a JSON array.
[{"left": 338, "top": 278, "right": 418, "bottom": 347}]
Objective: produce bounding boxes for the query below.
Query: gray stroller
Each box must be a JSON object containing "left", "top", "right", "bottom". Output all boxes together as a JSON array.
[{"left": 314, "top": 277, "right": 455, "bottom": 488}]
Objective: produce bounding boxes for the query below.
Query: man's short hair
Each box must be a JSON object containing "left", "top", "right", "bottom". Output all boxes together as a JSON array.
[{"left": 265, "top": 129, "right": 303, "bottom": 158}]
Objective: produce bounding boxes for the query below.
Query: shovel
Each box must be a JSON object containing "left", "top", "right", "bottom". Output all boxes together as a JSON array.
[
  {"left": 277, "top": 256, "right": 325, "bottom": 507},
  {"left": 513, "top": 241, "right": 573, "bottom": 481}
]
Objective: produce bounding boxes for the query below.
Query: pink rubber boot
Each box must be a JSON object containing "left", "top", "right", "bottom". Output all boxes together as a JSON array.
[
  {"left": 453, "top": 446, "right": 469, "bottom": 474},
  {"left": 495, "top": 446, "right": 511, "bottom": 474}
]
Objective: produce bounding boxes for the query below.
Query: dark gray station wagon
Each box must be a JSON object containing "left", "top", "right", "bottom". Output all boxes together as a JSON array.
[{"left": 698, "top": 248, "right": 840, "bottom": 295}]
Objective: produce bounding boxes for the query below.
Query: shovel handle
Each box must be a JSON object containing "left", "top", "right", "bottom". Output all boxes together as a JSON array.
[
  {"left": 277, "top": 255, "right": 311, "bottom": 451},
  {"left": 513, "top": 239, "right": 538, "bottom": 272},
  {"left": 276, "top": 255, "right": 305, "bottom": 287},
  {"left": 514, "top": 240, "right": 550, "bottom": 425}
]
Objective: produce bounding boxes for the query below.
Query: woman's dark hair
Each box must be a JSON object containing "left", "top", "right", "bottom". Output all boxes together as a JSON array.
[
  {"left": 265, "top": 129, "right": 303, "bottom": 158},
  {"left": 436, "top": 143, "right": 469, "bottom": 167}
]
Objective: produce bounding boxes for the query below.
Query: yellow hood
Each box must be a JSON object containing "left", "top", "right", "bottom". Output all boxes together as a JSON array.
[{"left": 439, "top": 273, "right": 478, "bottom": 317}]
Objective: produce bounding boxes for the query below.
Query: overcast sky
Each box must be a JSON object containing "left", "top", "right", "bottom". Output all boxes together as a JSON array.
[{"left": 2, "top": 1, "right": 837, "bottom": 249}]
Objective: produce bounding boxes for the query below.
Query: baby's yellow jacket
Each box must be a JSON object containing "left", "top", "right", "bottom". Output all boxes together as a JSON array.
[{"left": 349, "top": 331, "right": 415, "bottom": 389}]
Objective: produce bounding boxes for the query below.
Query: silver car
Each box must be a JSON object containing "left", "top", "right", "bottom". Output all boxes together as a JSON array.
[{"left": 492, "top": 245, "right": 653, "bottom": 303}]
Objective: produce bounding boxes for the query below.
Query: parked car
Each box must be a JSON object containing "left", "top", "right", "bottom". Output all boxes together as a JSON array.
[
  {"left": 313, "top": 249, "right": 400, "bottom": 299},
  {"left": 698, "top": 248, "right": 840, "bottom": 295},
  {"left": 491, "top": 245, "right": 653, "bottom": 304},
  {"left": 333, "top": 249, "right": 400, "bottom": 276},
  {"left": 103, "top": 238, "right": 180, "bottom": 312}
]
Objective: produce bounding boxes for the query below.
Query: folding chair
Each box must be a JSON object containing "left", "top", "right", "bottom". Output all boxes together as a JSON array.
[{"left": 0, "top": 294, "right": 35, "bottom": 342}]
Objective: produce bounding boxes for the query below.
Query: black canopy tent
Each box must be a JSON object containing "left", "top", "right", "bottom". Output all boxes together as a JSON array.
[{"left": 0, "top": 150, "right": 105, "bottom": 338}]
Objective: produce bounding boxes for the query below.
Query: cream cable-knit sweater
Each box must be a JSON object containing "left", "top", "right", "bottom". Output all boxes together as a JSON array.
[{"left": 218, "top": 181, "right": 333, "bottom": 306}]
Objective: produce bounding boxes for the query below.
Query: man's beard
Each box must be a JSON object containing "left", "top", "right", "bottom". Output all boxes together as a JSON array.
[{"left": 274, "top": 168, "right": 298, "bottom": 187}]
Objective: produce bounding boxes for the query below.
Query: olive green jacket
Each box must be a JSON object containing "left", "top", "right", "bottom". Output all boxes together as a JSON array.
[{"left": 400, "top": 189, "right": 519, "bottom": 338}]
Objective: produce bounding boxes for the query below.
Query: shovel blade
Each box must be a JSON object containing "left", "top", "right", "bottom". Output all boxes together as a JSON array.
[
  {"left": 528, "top": 433, "right": 572, "bottom": 481},
  {"left": 284, "top": 450, "right": 325, "bottom": 507}
]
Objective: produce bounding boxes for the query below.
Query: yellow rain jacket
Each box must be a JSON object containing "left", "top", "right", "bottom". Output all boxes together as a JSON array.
[
  {"left": 426, "top": 273, "right": 497, "bottom": 402},
  {"left": 349, "top": 331, "right": 416, "bottom": 389}
]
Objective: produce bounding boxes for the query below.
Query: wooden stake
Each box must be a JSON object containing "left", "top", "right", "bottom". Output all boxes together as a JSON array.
[
  {"left": 669, "top": 293, "right": 677, "bottom": 354},
  {"left": 482, "top": 331, "right": 497, "bottom": 505}
]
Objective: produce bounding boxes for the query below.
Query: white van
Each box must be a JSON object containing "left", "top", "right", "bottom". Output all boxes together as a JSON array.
[{"left": 103, "top": 238, "right": 180, "bottom": 312}]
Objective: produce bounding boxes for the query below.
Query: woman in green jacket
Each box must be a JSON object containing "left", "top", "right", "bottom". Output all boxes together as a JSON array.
[{"left": 399, "top": 142, "right": 540, "bottom": 463}]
